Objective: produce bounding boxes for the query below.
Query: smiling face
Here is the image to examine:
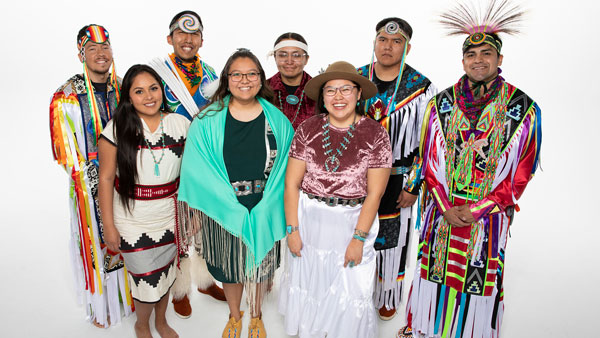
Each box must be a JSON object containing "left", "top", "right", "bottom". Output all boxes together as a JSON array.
[
  {"left": 374, "top": 31, "right": 411, "bottom": 68},
  {"left": 167, "top": 29, "right": 203, "bottom": 61},
  {"left": 129, "top": 72, "right": 163, "bottom": 119},
  {"left": 274, "top": 40, "right": 308, "bottom": 84},
  {"left": 323, "top": 79, "right": 362, "bottom": 127},
  {"left": 462, "top": 44, "right": 503, "bottom": 83},
  {"left": 227, "top": 57, "right": 262, "bottom": 105},
  {"left": 79, "top": 41, "right": 113, "bottom": 78}
]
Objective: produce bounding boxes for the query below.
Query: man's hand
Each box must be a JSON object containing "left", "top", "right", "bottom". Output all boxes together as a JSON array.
[
  {"left": 443, "top": 206, "right": 472, "bottom": 227},
  {"left": 396, "top": 190, "right": 418, "bottom": 208}
]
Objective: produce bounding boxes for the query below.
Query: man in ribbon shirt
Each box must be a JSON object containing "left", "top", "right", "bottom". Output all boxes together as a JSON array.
[
  {"left": 357, "top": 17, "right": 436, "bottom": 320},
  {"left": 149, "top": 10, "right": 224, "bottom": 319},
  {"left": 49, "top": 24, "right": 133, "bottom": 328}
]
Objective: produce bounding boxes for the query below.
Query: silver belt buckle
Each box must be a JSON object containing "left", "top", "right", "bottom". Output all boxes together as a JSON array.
[{"left": 232, "top": 181, "right": 252, "bottom": 196}]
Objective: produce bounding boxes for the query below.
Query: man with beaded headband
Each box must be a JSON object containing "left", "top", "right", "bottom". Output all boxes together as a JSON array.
[
  {"left": 149, "top": 10, "right": 224, "bottom": 319},
  {"left": 49, "top": 24, "right": 134, "bottom": 328},
  {"left": 398, "top": 1, "right": 542, "bottom": 337},
  {"left": 357, "top": 17, "right": 437, "bottom": 320}
]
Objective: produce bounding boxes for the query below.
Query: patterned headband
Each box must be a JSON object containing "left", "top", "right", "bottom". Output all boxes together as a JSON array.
[
  {"left": 376, "top": 21, "right": 410, "bottom": 42},
  {"left": 170, "top": 14, "right": 203, "bottom": 34},
  {"left": 78, "top": 25, "right": 110, "bottom": 51},
  {"left": 462, "top": 32, "right": 502, "bottom": 53}
]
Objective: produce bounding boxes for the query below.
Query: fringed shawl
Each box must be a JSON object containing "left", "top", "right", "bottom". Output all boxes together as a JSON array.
[{"left": 178, "top": 95, "right": 293, "bottom": 274}]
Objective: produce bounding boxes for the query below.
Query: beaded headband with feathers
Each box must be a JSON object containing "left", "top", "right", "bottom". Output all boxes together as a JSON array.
[{"left": 439, "top": 0, "right": 526, "bottom": 52}]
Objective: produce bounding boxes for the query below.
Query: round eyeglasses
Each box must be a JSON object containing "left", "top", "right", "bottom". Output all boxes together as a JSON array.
[
  {"left": 323, "top": 85, "right": 357, "bottom": 96},
  {"left": 228, "top": 71, "right": 260, "bottom": 82}
]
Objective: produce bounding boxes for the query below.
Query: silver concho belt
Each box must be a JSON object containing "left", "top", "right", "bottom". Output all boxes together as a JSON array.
[
  {"left": 231, "top": 179, "right": 266, "bottom": 196},
  {"left": 306, "top": 193, "right": 365, "bottom": 207}
]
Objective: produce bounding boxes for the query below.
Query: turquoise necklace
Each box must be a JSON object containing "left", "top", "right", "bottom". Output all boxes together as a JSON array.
[
  {"left": 322, "top": 114, "right": 357, "bottom": 172},
  {"left": 278, "top": 90, "right": 304, "bottom": 126},
  {"left": 144, "top": 113, "right": 166, "bottom": 176}
]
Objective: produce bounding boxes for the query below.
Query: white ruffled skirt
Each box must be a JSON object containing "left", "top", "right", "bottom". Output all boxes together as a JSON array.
[{"left": 279, "top": 192, "right": 379, "bottom": 338}]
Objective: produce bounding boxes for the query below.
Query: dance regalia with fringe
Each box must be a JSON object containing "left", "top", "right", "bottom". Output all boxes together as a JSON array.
[
  {"left": 162, "top": 54, "right": 218, "bottom": 121},
  {"left": 177, "top": 96, "right": 293, "bottom": 289},
  {"left": 358, "top": 64, "right": 436, "bottom": 310},
  {"left": 49, "top": 74, "right": 134, "bottom": 325},
  {"left": 268, "top": 71, "right": 316, "bottom": 130},
  {"left": 405, "top": 77, "right": 541, "bottom": 338}
]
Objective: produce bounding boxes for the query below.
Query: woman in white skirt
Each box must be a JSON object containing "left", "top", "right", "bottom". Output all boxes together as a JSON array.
[{"left": 279, "top": 61, "right": 392, "bottom": 338}]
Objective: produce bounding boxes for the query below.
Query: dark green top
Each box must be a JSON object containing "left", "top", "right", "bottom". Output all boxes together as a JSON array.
[{"left": 223, "top": 110, "right": 266, "bottom": 211}]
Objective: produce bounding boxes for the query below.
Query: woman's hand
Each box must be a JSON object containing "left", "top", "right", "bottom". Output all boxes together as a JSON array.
[
  {"left": 287, "top": 231, "right": 303, "bottom": 257},
  {"left": 344, "top": 238, "right": 364, "bottom": 267},
  {"left": 103, "top": 225, "right": 121, "bottom": 253}
]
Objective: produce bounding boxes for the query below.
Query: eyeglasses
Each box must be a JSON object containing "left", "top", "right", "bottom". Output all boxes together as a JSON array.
[
  {"left": 228, "top": 71, "right": 260, "bottom": 82},
  {"left": 323, "top": 85, "right": 357, "bottom": 96},
  {"left": 275, "top": 51, "right": 307, "bottom": 62}
]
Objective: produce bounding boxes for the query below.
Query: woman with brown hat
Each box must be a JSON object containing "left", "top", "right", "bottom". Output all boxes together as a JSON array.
[{"left": 279, "top": 61, "right": 392, "bottom": 338}]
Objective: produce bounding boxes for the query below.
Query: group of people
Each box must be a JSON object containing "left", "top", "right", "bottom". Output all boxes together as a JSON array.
[{"left": 49, "top": 1, "right": 541, "bottom": 337}]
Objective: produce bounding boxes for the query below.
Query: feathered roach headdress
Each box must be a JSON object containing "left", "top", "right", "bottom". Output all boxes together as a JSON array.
[
  {"left": 439, "top": 0, "right": 525, "bottom": 53},
  {"left": 77, "top": 25, "right": 120, "bottom": 145}
]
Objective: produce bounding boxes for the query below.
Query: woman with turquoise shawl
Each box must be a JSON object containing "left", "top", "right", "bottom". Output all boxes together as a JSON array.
[{"left": 177, "top": 48, "right": 294, "bottom": 338}]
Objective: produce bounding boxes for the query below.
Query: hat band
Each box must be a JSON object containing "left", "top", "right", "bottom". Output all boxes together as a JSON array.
[
  {"left": 462, "top": 32, "right": 502, "bottom": 53},
  {"left": 78, "top": 25, "right": 110, "bottom": 50}
]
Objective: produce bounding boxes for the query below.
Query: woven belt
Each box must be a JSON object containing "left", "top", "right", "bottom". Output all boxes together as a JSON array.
[
  {"left": 306, "top": 193, "right": 365, "bottom": 207},
  {"left": 391, "top": 166, "right": 411, "bottom": 175},
  {"left": 231, "top": 179, "right": 266, "bottom": 196},
  {"left": 114, "top": 177, "right": 179, "bottom": 200}
]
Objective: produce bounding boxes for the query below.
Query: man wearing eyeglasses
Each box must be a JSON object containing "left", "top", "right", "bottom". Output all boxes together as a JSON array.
[
  {"left": 149, "top": 10, "right": 225, "bottom": 319},
  {"left": 358, "top": 17, "right": 437, "bottom": 320},
  {"left": 49, "top": 24, "right": 134, "bottom": 328},
  {"left": 267, "top": 32, "right": 316, "bottom": 130}
]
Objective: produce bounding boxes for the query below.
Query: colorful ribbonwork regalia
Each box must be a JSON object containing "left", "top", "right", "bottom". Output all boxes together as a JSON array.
[
  {"left": 357, "top": 22, "right": 436, "bottom": 312},
  {"left": 49, "top": 25, "right": 133, "bottom": 326},
  {"left": 176, "top": 96, "right": 294, "bottom": 312},
  {"left": 149, "top": 14, "right": 218, "bottom": 121},
  {"left": 100, "top": 113, "right": 190, "bottom": 302},
  {"left": 403, "top": 2, "right": 542, "bottom": 337}
]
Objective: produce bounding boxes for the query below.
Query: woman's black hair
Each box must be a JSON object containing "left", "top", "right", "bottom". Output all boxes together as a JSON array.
[
  {"left": 314, "top": 80, "right": 366, "bottom": 116},
  {"left": 199, "top": 48, "right": 274, "bottom": 118},
  {"left": 113, "top": 64, "right": 171, "bottom": 211}
]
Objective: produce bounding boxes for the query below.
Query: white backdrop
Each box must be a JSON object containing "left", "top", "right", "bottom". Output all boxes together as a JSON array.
[{"left": 1, "top": 0, "right": 598, "bottom": 337}]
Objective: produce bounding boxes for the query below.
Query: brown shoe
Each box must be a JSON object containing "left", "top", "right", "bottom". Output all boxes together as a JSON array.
[
  {"left": 198, "top": 282, "right": 226, "bottom": 302},
  {"left": 172, "top": 294, "right": 192, "bottom": 319},
  {"left": 378, "top": 305, "right": 397, "bottom": 321}
]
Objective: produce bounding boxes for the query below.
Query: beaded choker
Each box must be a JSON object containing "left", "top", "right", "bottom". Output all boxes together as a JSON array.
[{"left": 322, "top": 115, "right": 357, "bottom": 172}]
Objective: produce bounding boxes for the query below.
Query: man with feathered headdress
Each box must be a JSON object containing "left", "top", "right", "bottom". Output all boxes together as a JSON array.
[
  {"left": 149, "top": 10, "right": 225, "bottom": 319},
  {"left": 49, "top": 24, "right": 134, "bottom": 328},
  {"left": 357, "top": 17, "right": 437, "bottom": 321},
  {"left": 398, "top": 1, "right": 542, "bottom": 337}
]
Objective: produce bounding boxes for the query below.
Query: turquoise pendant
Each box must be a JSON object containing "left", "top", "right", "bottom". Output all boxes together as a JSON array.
[
  {"left": 154, "top": 163, "right": 160, "bottom": 176},
  {"left": 286, "top": 94, "right": 299, "bottom": 105}
]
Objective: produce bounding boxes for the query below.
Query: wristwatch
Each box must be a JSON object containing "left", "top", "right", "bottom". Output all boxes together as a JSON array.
[{"left": 286, "top": 225, "right": 299, "bottom": 234}]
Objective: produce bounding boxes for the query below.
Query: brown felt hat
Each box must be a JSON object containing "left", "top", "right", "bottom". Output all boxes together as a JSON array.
[{"left": 305, "top": 61, "right": 377, "bottom": 101}]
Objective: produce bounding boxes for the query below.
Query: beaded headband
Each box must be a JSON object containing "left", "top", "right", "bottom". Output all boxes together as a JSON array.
[
  {"left": 268, "top": 40, "right": 309, "bottom": 57},
  {"left": 169, "top": 13, "right": 203, "bottom": 34},
  {"left": 376, "top": 21, "right": 410, "bottom": 42},
  {"left": 463, "top": 31, "right": 502, "bottom": 53},
  {"left": 77, "top": 25, "right": 110, "bottom": 51}
]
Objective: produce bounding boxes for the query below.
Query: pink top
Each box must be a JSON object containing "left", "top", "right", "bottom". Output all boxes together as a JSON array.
[{"left": 290, "top": 114, "right": 392, "bottom": 199}]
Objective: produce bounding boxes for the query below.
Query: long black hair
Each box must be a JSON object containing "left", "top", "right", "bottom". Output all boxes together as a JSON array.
[
  {"left": 113, "top": 64, "right": 171, "bottom": 210},
  {"left": 199, "top": 48, "right": 273, "bottom": 118}
]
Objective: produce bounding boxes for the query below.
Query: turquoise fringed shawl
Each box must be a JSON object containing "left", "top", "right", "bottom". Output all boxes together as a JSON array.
[{"left": 178, "top": 95, "right": 294, "bottom": 271}]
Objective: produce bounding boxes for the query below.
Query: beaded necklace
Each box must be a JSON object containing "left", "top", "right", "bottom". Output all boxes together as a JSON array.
[
  {"left": 144, "top": 113, "right": 166, "bottom": 176},
  {"left": 277, "top": 90, "right": 304, "bottom": 126},
  {"left": 322, "top": 114, "right": 357, "bottom": 172},
  {"left": 172, "top": 55, "right": 201, "bottom": 87}
]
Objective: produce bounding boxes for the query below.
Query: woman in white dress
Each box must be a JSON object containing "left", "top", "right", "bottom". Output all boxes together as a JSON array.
[
  {"left": 98, "top": 64, "right": 189, "bottom": 338},
  {"left": 279, "top": 61, "right": 392, "bottom": 338}
]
